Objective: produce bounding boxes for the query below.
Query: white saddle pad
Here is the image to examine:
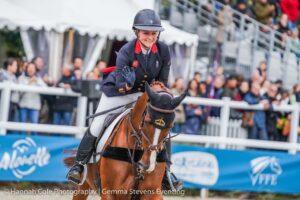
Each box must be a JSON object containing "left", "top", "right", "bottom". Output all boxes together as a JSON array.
[{"left": 89, "top": 108, "right": 131, "bottom": 163}]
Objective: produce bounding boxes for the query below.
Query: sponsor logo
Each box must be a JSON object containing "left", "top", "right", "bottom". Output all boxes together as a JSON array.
[
  {"left": 171, "top": 151, "right": 219, "bottom": 185},
  {"left": 250, "top": 156, "right": 282, "bottom": 186},
  {"left": 0, "top": 137, "right": 50, "bottom": 179}
]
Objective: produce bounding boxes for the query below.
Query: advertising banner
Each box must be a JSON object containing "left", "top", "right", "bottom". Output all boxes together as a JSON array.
[
  {"left": 0, "top": 134, "right": 79, "bottom": 182},
  {"left": 172, "top": 143, "right": 300, "bottom": 194}
]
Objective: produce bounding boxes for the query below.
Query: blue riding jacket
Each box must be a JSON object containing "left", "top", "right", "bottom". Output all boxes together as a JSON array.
[{"left": 101, "top": 39, "right": 171, "bottom": 97}]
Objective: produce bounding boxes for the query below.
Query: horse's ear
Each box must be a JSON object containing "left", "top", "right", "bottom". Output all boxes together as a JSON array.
[
  {"left": 171, "top": 90, "right": 187, "bottom": 108},
  {"left": 145, "top": 82, "right": 156, "bottom": 100}
]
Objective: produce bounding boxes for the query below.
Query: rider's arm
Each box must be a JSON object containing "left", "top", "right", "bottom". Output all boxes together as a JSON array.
[
  {"left": 157, "top": 44, "right": 171, "bottom": 87},
  {"left": 115, "top": 45, "right": 132, "bottom": 92}
]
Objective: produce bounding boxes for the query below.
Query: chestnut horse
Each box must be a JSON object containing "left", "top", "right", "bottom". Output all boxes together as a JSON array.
[{"left": 65, "top": 81, "right": 186, "bottom": 200}]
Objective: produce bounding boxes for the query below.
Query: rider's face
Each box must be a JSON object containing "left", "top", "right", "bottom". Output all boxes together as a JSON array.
[{"left": 137, "top": 30, "right": 159, "bottom": 49}]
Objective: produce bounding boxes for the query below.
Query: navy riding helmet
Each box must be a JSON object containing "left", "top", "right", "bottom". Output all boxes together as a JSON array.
[{"left": 132, "top": 9, "right": 164, "bottom": 32}]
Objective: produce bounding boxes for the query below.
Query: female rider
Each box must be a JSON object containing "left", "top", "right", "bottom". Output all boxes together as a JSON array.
[{"left": 67, "top": 9, "right": 181, "bottom": 190}]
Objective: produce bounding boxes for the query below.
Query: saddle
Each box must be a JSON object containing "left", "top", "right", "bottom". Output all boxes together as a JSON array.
[
  {"left": 94, "top": 112, "right": 121, "bottom": 149},
  {"left": 89, "top": 107, "right": 133, "bottom": 164}
]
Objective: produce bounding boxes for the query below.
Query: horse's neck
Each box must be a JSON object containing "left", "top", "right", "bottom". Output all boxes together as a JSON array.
[{"left": 130, "top": 93, "right": 148, "bottom": 129}]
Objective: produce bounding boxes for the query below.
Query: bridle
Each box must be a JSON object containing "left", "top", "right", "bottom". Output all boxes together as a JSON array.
[{"left": 125, "top": 90, "right": 176, "bottom": 179}]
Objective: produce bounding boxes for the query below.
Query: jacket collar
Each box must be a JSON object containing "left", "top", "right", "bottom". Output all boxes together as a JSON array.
[{"left": 134, "top": 40, "right": 158, "bottom": 54}]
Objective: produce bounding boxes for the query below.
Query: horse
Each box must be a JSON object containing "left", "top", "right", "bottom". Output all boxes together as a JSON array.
[{"left": 64, "top": 81, "right": 186, "bottom": 200}]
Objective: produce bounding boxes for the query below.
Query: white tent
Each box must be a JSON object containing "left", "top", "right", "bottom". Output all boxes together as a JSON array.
[{"left": 0, "top": 0, "right": 198, "bottom": 81}]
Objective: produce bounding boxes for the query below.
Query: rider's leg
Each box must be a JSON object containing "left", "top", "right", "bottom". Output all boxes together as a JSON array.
[
  {"left": 162, "top": 139, "right": 183, "bottom": 191},
  {"left": 67, "top": 95, "right": 112, "bottom": 184},
  {"left": 67, "top": 128, "right": 97, "bottom": 184},
  {"left": 67, "top": 93, "right": 142, "bottom": 184}
]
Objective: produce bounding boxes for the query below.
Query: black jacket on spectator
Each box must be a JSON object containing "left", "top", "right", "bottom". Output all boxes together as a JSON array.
[
  {"left": 53, "top": 75, "right": 77, "bottom": 112},
  {"left": 263, "top": 93, "right": 280, "bottom": 140}
]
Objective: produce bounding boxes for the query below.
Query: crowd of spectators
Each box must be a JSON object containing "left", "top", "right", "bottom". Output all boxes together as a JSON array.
[
  {"left": 0, "top": 57, "right": 106, "bottom": 134},
  {"left": 0, "top": 56, "right": 299, "bottom": 142},
  {"left": 169, "top": 0, "right": 300, "bottom": 58},
  {"left": 171, "top": 61, "right": 299, "bottom": 142},
  {"left": 215, "top": 0, "right": 300, "bottom": 56}
]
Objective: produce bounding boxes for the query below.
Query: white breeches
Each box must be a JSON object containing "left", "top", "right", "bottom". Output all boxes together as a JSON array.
[{"left": 89, "top": 92, "right": 142, "bottom": 137}]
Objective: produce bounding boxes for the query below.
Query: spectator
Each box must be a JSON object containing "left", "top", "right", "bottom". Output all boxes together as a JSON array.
[
  {"left": 18, "top": 62, "right": 47, "bottom": 134},
  {"left": 244, "top": 82, "right": 269, "bottom": 140},
  {"left": 280, "top": 0, "right": 299, "bottom": 29},
  {"left": 290, "top": 28, "right": 300, "bottom": 59},
  {"left": 18, "top": 60, "right": 28, "bottom": 77},
  {"left": 73, "top": 68, "right": 82, "bottom": 80},
  {"left": 199, "top": 81, "right": 208, "bottom": 97},
  {"left": 260, "top": 80, "right": 270, "bottom": 96},
  {"left": 274, "top": 14, "right": 292, "bottom": 47},
  {"left": 52, "top": 65, "right": 76, "bottom": 126},
  {"left": 236, "top": 80, "right": 250, "bottom": 100},
  {"left": 73, "top": 57, "right": 83, "bottom": 71},
  {"left": 0, "top": 58, "right": 19, "bottom": 122},
  {"left": 91, "top": 67, "right": 100, "bottom": 80},
  {"left": 193, "top": 72, "right": 202, "bottom": 83},
  {"left": 290, "top": 83, "right": 300, "bottom": 104},
  {"left": 70, "top": 68, "right": 83, "bottom": 93},
  {"left": 263, "top": 84, "right": 281, "bottom": 140},
  {"left": 32, "top": 56, "right": 46, "bottom": 77},
  {"left": 252, "top": 0, "right": 276, "bottom": 25},
  {"left": 184, "top": 79, "right": 204, "bottom": 134},
  {"left": 96, "top": 60, "right": 107, "bottom": 73},
  {"left": 205, "top": 74, "right": 213, "bottom": 96},
  {"left": 223, "top": 74, "right": 238, "bottom": 99},
  {"left": 233, "top": 0, "right": 252, "bottom": 29},
  {"left": 87, "top": 71, "right": 98, "bottom": 80},
  {"left": 215, "top": 5, "right": 234, "bottom": 61},
  {"left": 210, "top": 76, "right": 225, "bottom": 117},
  {"left": 171, "top": 77, "right": 186, "bottom": 133},
  {"left": 252, "top": 61, "right": 267, "bottom": 85},
  {"left": 216, "top": 66, "right": 225, "bottom": 78},
  {"left": 223, "top": 74, "right": 241, "bottom": 119}
]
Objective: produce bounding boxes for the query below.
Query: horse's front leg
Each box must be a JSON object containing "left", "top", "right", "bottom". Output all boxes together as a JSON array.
[
  {"left": 138, "top": 162, "right": 166, "bottom": 200},
  {"left": 100, "top": 158, "right": 135, "bottom": 200}
]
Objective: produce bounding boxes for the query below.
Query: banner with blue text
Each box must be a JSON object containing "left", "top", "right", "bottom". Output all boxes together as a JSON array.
[
  {"left": 0, "top": 134, "right": 79, "bottom": 182},
  {"left": 172, "top": 143, "right": 300, "bottom": 194}
]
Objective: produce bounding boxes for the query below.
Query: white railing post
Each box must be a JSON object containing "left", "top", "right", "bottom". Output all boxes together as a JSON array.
[
  {"left": 0, "top": 84, "right": 11, "bottom": 135},
  {"left": 289, "top": 103, "right": 300, "bottom": 154},
  {"left": 76, "top": 96, "right": 88, "bottom": 138},
  {"left": 219, "top": 97, "right": 230, "bottom": 149}
]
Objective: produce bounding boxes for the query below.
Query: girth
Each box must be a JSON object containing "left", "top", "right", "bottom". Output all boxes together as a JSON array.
[{"left": 101, "top": 146, "right": 169, "bottom": 163}]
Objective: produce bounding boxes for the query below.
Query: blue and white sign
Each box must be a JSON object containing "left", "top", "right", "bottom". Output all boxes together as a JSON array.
[
  {"left": 172, "top": 143, "right": 300, "bottom": 194},
  {"left": 0, "top": 134, "right": 79, "bottom": 182}
]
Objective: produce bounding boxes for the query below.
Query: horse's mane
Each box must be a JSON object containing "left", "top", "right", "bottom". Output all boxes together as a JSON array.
[{"left": 149, "top": 81, "right": 171, "bottom": 93}]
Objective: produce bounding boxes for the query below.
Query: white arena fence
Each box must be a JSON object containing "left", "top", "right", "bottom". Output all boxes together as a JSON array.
[{"left": 0, "top": 82, "right": 299, "bottom": 154}]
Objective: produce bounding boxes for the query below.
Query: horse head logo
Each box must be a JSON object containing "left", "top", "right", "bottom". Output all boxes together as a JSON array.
[
  {"left": 251, "top": 156, "right": 282, "bottom": 176},
  {"left": 250, "top": 156, "right": 282, "bottom": 186}
]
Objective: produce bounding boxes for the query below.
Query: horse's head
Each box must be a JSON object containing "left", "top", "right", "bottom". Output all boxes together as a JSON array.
[{"left": 132, "top": 81, "right": 186, "bottom": 174}]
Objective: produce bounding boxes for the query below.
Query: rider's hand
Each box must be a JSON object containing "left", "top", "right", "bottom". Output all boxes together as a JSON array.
[{"left": 118, "top": 84, "right": 132, "bottom": 93}]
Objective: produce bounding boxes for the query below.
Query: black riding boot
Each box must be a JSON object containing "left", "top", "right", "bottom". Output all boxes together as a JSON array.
[
  {"left": 67, "top": 129, "right": 97, "bottom": 184},
  {"left": 162, "top": 168, "right": 183, "bottom": 191},
  {"left": 161, "top": 139, "right": 183, "bottom": 191}
]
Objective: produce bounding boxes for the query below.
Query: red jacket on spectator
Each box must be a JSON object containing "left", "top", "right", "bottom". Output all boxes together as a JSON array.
[{"left": 280, "top": 0, "right": 299, "bottom": 22}]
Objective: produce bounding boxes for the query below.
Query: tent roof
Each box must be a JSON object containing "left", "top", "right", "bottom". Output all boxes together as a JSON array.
[
  {"left": 0, "top": 0, "right": 52, "bottom": 30},
  {"left": 1, "top": 0, "right": 198, "bottom": 46}
]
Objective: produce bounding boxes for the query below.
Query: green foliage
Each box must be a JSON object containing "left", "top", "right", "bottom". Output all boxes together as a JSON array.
[{"left": 0, "top": 29, "right": 25, "bottom": 61}]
